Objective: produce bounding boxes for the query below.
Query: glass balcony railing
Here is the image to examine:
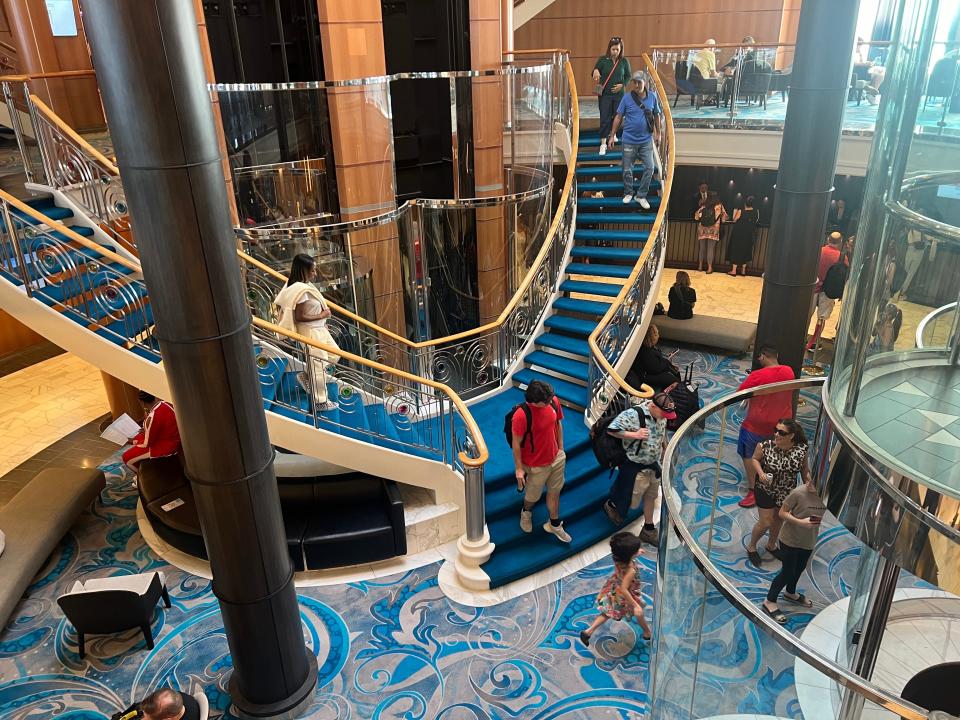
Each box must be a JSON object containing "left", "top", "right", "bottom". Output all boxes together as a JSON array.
[{"left": 656, "top": 377, "right": 960, "bottom": 720}]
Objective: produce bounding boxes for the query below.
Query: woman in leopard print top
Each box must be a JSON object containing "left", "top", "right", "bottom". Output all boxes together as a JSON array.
[{"left": 745, "top": 418, "right": 812, "bottom": 567}]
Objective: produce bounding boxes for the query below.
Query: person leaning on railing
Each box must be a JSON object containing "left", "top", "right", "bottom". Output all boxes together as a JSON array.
[{"left": 592, "top": 36, "right": 632, "bottom": 156}]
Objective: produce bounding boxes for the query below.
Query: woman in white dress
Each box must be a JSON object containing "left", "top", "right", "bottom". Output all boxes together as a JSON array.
[{"left": 274, "top": 254, "right": 340, "bottom": 411}]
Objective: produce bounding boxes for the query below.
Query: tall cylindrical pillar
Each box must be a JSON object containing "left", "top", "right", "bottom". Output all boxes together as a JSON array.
[
  {"left": 754, "top": 0, "right": 861, "bottom": 375},
  {"left": 79, "top": 1, "right": 317, "bottom": 716}
]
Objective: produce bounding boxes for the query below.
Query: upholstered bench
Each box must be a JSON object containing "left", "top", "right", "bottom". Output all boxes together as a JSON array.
[
  {"left": 0, "top": 467, "right": 105, "bottom": 629},
  {"left": 654, "top": 314, "right": 757, "bottom": 353}
]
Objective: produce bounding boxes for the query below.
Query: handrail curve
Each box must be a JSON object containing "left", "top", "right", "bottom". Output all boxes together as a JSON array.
[
  {"left": 29, "top": 93, "right": 119, "bottom": 173},
  {"left": 586, "top": 52, "right": 674, "bottom": 401},
  {"left": 660, "top": 377, "right": 927, "bottom": 720},
  {"left": 915, "top": 301, "right": 958, "bottom": 348}
]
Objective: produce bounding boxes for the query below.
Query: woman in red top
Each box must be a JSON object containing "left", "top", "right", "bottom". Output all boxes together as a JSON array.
[{"left": 122, "top": 391, "right": 182, "bottom": 474}]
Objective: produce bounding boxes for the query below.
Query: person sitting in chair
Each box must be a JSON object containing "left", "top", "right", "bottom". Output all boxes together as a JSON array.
[
  {"left": 626, "top": 324, "right": 681, "bottom": 392},
  {"left": 122, "top": 391, "right": 182, "bottom": 476}
]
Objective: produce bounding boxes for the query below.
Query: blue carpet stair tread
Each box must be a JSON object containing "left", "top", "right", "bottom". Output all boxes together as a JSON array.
[
  {"left": 570, "top": 245, "right": 644, "bottom": 261},
  {"left": 578, "top": 196, "right": 661, "bottom": 209},
  {"left": 535, "top": 333, "right": 590, "bottom": 357},
  {"left": 576, "top": 165, "right": 645, "bottom": 177},
  {"left": 559, "top": 279, "right": 624, "bottom": 297},
  {"left": 512, "top": 369, "right": 588, "bottom": 408},
  {"left": 484, "top": 439, "right": 596, "bottom": 511},
  {"left": 523, "top": 350, "right": 588, "bottom": 381},
  {"left": 573, "top": 229, "right": 649, "bottom": 244},
  {"left": 577, "top": 150, "right": 623, "bottom": 162},
  {"left": 544, "top": 314, "right": 596, "bottom": 336},
  {"left": 552, "top": 297, "right": 610, "bottom": 317},
  {"left": 578, "top": 179, "right": 661, "bottom": 192},
  {"left": 566, "top": 262, "right": 632, "bottom": 279},
  {"left": 576, "top": 212, "right": 656, "bottom": 225}
]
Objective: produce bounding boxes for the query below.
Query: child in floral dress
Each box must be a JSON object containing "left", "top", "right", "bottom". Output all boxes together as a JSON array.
[{"left": 579, "top": 532, "right": 652, "bottom": 646}]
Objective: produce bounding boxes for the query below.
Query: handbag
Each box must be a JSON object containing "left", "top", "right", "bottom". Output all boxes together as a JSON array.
[{"left": 596, "top": 58, "right": 622, "bottom": 96}]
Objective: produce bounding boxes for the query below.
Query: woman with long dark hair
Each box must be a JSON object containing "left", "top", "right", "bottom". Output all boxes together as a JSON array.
[
  {"left": 746, "top": 418, "right": 812, "bottom": 567},
  {"left": 273, "top": 253, "right": 340, "bottom": 411},
  {"left": 694, "top": 192, "right": 728, "bottom": 273},
  {"left": 592, "top": 37, "right": 632, "bottom": 156},
  {"left": 727, "top": 195, "right": 759, "bottom": 276},
  {"left": 625, "top": 324, "right": 681, "bottom": 391}
]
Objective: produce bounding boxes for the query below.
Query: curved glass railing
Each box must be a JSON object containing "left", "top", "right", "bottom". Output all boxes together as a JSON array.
[
  {"left": 655, "top": 377, "right": 945, "bottom": 720},
  {"left": 916, "top": 301, "right": 957, "bottom": 348},
  {"left": 586, "top": 52, "right": 675, "bottom": 421}
]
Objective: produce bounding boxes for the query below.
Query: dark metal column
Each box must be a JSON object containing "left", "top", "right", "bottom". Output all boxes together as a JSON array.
[
  {"left": 754, "top": 0, "right": 861, "bottom": 375},
  {"left": 79, "top": 2, "right": 317, "bottom": 717}
]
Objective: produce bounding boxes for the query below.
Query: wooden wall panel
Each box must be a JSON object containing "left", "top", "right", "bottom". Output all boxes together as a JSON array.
[
  {"left": 516, "top": 0, "right": 799, "bottom": 88},
  {"left": 0, "top": 308, "right": 44, "bottom": 357}
]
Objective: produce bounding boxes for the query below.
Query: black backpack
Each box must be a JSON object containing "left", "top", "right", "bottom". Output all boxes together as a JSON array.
[
  {"left": 821, "top": 261, "right": 848, "bottom": 300},
  {"left": 698, "top": 204, "right": 717, "bottom": 227},
  {"left": 590, "top": 398, "right": 644, "bottom": 469},
  {"left": 503, "top": 397, "right": 559, "bottom": 451}
]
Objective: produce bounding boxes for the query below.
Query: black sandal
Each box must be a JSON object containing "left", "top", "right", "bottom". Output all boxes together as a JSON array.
[
  {"left": 747, "top": 549, "right": 763, "bottom": 567},
  {"left": 761, "top": 604, "right": 787, "bottom": 624},
  {"left": 579, "top": 630, "right": 591, "bottom": 647},
  {"left": 783, "top": 592, "right": 813, "bottom": 607}
]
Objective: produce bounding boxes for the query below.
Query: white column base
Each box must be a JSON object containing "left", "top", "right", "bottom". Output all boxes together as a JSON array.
[{"left": 451, "top": 527, "right": 494, "bottom": 591}]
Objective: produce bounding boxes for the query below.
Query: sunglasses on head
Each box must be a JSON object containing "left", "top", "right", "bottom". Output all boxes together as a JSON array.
[
  {"left": 774, "top": 428, "right": 792, "bottom": 436},
  {"left": 610, "top": 37, "right": 622, "bottom": 42}
]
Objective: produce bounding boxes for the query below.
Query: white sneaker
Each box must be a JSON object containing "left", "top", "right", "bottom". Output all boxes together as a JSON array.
[
  {"left": 520, "top": 510, "right": 533, "bottom": 533},
  {"left": 599, "top": 141, "right": 607, "bottom": 156},
  {"left": 622, "top": 194, "right": 633, "bottom": 204},
  {"left": 637, "top": 197, "right": 651, "bottom": 210},
  {"left": 544, "top": 520, "right": 572, "bottom": 543}
]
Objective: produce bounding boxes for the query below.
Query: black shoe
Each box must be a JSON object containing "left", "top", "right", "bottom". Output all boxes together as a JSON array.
[
  {"left": 579, "top": 630, "right": 591, "bottom": 647},
  {"left": 639, "top": 526, "right": 660, "bottom": 545},
  {"left": 747, "top": 549, "right": 763, "bottom": 567},
  {"left": 602, "top": 500, "right": 623, "bottom": 526}
]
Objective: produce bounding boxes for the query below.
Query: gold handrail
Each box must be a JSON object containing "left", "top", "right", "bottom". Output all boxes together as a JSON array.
[
  {"left": 238, "top": 249, "right": 414, "bottom": 347},
  {"left": 0, "top": 190, "right": 139, "bottom": 273},
  {"left": 0, "top": 69, "right": 98, "bottom": 82},
  {"left": 250, "top": 317, "right": 487, "bottom": 468},
  {"left": 586, "top": 53, "right": 674, "bottom": 399},
  {"left": 29, "top": 94, "right": 118, "bottom": 173}
]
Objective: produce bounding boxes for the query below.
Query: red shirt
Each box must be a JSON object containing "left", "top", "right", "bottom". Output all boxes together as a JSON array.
[
  {"left": 815, "top": 244, "right": 842, "bottom": 292},
  {"left": 144, "top": 401, "right": 182, "bottom": 457},
  {"left": 738, "top": 365, "right": 795, "bottom": 435},
  {"left": 512, "top": 399, "right": 563, "bottom": 467}
]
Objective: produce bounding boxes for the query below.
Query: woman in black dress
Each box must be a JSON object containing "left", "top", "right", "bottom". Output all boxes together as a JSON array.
[
  {"left": 727, "top": 196, "right": 759, "bottom": 276},
  {"left": 626, "top": 324, "right": 681, "bottom": 392}
]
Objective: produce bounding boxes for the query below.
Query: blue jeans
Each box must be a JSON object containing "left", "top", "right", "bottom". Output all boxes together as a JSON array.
[
  {"left": 608, "top": 458, "right": 661, "bottom": 517},
  {"left": 622, "top": 141, "right": 655, "bottom": 198}
]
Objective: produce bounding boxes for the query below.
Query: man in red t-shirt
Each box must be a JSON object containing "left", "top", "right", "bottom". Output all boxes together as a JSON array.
[
  {"left": 736, "top": 345, "right": 795, "bottom": 508},
  {"left": 807, "top": 231, "right": 844, "bottom": 351},
  {"left": 512, "top": 379, "right": 571, "bottom": 543}
]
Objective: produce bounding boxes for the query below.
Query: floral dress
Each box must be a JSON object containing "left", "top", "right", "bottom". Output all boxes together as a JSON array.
[
  {"left": 596, "top": 559, "right": 643, "bottom": 620},
  {"left": 757, "top": 439, "right": 807, "bottom": 506}
]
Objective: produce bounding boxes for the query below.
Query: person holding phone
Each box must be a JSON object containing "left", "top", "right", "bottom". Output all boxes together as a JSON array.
[
  {"left": 745, "top": 418, "right": 811, "bottom": 567},
  {"left": 761, "top": 477, "right": 827, "bottom": 624},
  {"left": 626, "top": 324, "right": 681, "bottom": 392}
]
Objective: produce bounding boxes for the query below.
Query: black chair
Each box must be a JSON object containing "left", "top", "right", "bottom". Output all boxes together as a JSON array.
[
  {"left": 673, "top": 60, "right": 697, "bottom": 107},
  {"left": 770, "top": 70, "right": 791, "bottom": 102},
  {"left": 925, "top": 54, "right": 960, "bottom": 110},
  {"left": 57, "top": 571, "right": 170, "bottom": 658},
  {"left": 736, "top": 72, "right": 773, "bottom": 109},
  {"left": 691, "top": 73, "right": 721, "bottom": 109}
]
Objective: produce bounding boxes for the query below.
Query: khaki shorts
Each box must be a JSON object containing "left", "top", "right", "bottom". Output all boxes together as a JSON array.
[
  {"left": 630, "top": 468, "right": 660, "bottom": 510},
  {"left": 523, "top": 450, "right": 566, "bottom": 503},
  {"left": 811, "top": 291, "right": 836, "bottom": 321}
]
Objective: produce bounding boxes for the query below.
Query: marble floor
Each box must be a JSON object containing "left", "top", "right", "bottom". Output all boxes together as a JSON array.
[
  {"left": 0, "top": 352, "right": 110, "bottom": 501},
  {"left": 654, "top": 267, "right": 936, "bottom": 354}
]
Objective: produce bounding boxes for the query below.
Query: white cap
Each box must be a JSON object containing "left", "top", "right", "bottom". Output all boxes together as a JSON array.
[{"left": 705, "top": 38, "right": 716, "bottom": 46}]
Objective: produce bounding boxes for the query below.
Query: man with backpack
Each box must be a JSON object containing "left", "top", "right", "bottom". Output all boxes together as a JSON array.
[
  {"left": 807, "top": 231, "right": 847, "bottom": 351},
  {"left": 600, "top": 392, "right": 677, "bottom": 543},
  {"left": 511, "top": 380, "right": 572, "bottom": 543}
]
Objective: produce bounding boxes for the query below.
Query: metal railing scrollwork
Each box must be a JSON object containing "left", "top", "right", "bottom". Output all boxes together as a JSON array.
[{"left": 586, "top": 53, "right": 675, "bottom": 422}]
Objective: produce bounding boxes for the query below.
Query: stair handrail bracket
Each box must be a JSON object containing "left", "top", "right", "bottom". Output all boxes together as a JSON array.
[{"left": 586, "top": 54, "right": 674, "bottom": 423}]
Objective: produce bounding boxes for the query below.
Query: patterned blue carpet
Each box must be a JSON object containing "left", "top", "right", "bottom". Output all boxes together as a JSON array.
[{"left": 0, "top": 345, "right": 932, "bottom": 718}]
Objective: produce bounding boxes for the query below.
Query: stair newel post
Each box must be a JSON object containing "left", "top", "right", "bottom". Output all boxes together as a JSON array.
[
  {"left": 453, "top": 442, "right": 495, "bottom": 591},
  {"left": 1, "top": 201, "right": 30, "bottom": 295},
  {"left": 3, "top": 82, "right": 34, "bottom": 184}
]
